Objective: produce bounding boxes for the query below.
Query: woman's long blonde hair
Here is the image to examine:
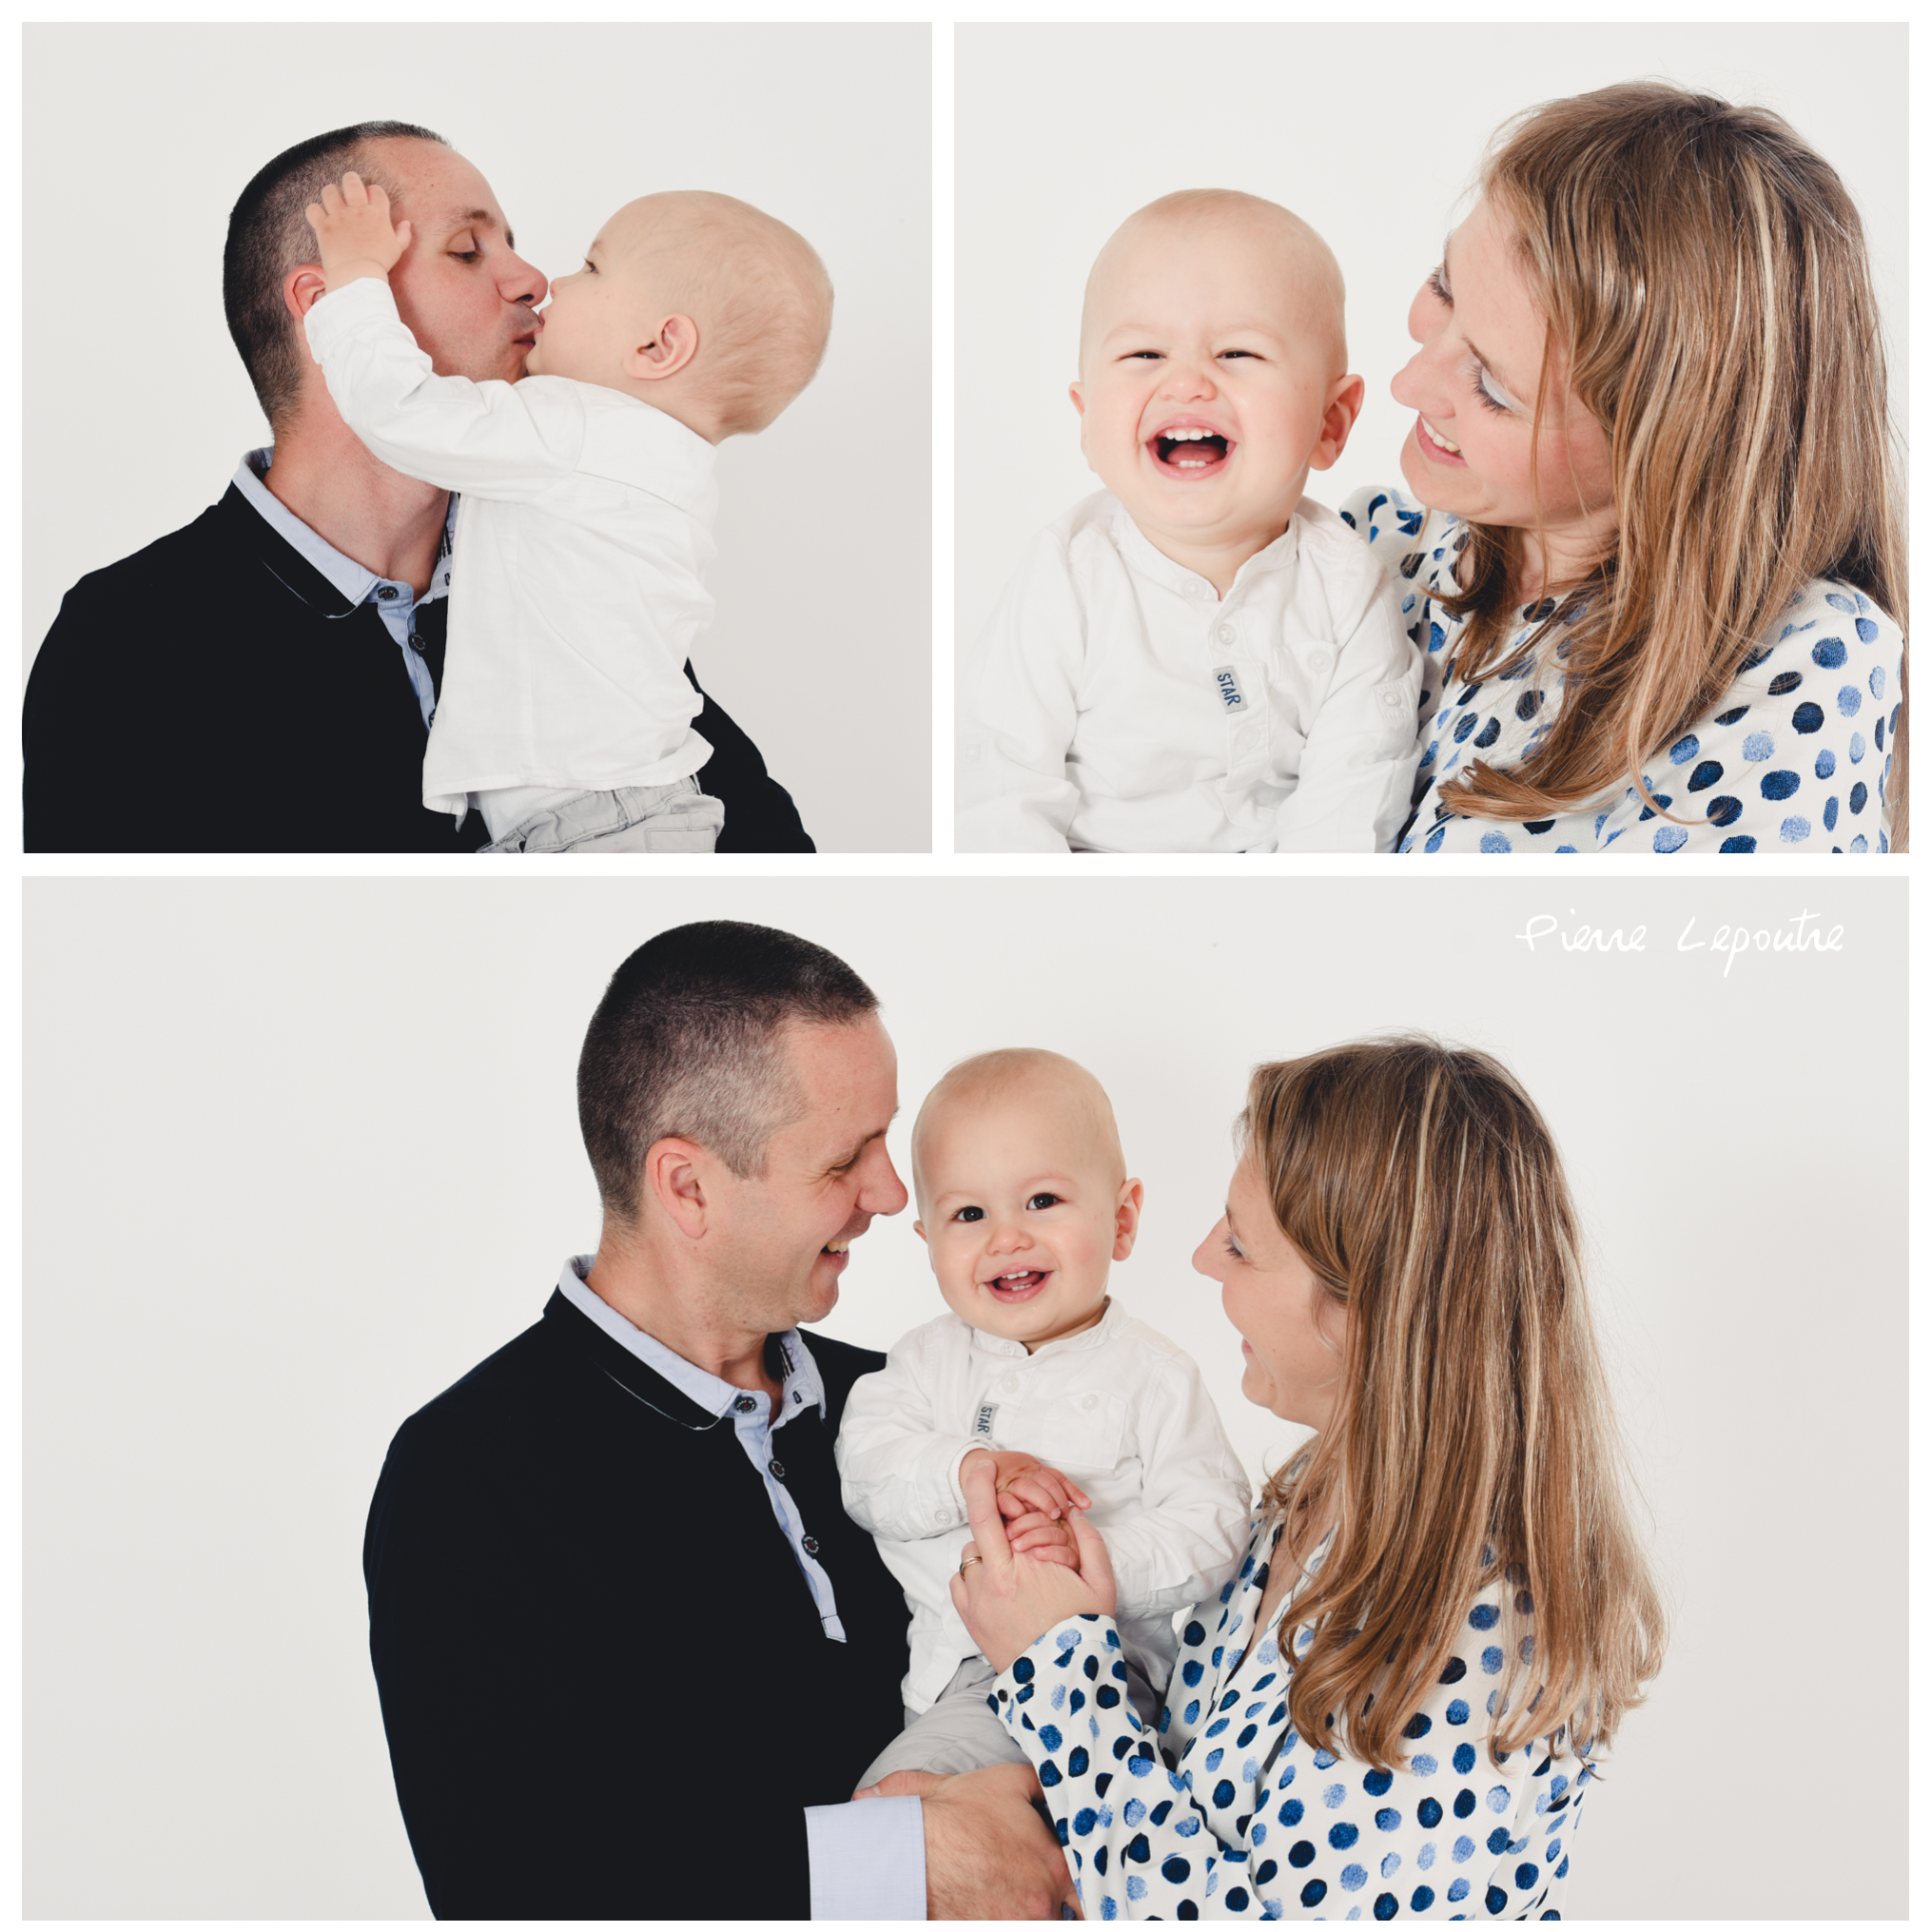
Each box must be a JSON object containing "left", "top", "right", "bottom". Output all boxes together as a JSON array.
[
  {"left": 1436, "top": 83, "right": 1908, "bottom": 849},
  {"left": 1247, "top": 1038, "right": 1664, "bottom": 1771}
]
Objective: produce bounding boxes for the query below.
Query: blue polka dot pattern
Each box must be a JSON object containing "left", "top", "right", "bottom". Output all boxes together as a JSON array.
[
  {"left": 1346, "top": 484, "right": 1905, "bottom": 852},
  {"left": 995, "top": 1512, "right": 1587, "bottom": 1919}
]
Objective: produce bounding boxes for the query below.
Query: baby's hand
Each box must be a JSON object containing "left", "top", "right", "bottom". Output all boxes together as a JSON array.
[
  {"left": 304, "top": 171, "right": 412, "bottom": 291},
  {"left": 963, "top": 1446, "right": 1093, "bottom": 1522},
  {"left": 1004, "top": 1511, "right": 1080, "bottom": 1570}
]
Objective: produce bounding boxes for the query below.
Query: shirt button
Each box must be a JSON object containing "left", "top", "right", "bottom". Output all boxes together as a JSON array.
[
  {"left": 376, "top": 585, "right": 399, "bottom": 601},
  {"left": 408, "top": 634, "right": 427, "bottom": 654},
  {"left": 1308, "top": 650, "right": 1332, "bottom": 673},
  {"left": 933, "top": 1507, "right": 952, "bottom": 1525},
  {"left": 769, "top": 1458, "right": 787, "bottom": 1480},
  {"left": 732, "top": 1395, "right": 757, "bottom": 1415},
  {"left": 802, "top": 1535, "right": 820, "bottom": 1555},
  {"left": 1217, "top": 622, "right": 1237, "bottom": 645},
  {"left": 1082, "top": 1395, "right": 1098, "bottom": 1411}
]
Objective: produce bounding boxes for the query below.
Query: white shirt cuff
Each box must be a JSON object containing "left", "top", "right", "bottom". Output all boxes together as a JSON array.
[{"left": 806, "top": 1794, "right": 926, "bottom": 1919}]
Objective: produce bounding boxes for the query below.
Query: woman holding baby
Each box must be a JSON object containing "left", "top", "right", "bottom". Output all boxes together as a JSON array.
[
  {"left": 1356, "top": 81, "right": 1906, "bottom": 852},
  {"left": 908, "top": 1037, "right": 1664, "bottom": 1920}
]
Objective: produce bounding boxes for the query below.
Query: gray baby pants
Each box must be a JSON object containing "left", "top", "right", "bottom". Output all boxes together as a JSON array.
[
  {"left": 480, "top": 777, "right": 724, "bottom": 853},
  {"left": 856, "top": 1652, "right": 1162, "bottom": 1789}
]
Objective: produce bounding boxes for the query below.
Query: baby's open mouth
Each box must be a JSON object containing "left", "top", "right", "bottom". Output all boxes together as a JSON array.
[
  {"left": 1150, "top": 428, "right": 1231, "bottom": 475},
  {"left": 984, "top": 1268, "right": 1050, "bottom": 1303}
]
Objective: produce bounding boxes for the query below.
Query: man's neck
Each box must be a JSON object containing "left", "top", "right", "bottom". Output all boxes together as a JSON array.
[
  {"left": 264, "top": 409, "right": 450, "bottom": 595},
  {"left": 584, "top": 1233, "right": 781, "bottom": 1403}
]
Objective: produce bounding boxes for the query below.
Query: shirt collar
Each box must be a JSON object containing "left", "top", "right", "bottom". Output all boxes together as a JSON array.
[
  {"left": 231, "top": 446, "right": 454, "bottom": 607},
  {"left": 1104, "top": 494, "right": 1303, "bottom": 604},
  {"left": 556, "top": 1256, "right": 828, "bottom": 1422},
  {"left": 966, "top": 1295, "right": 1122, "bottom": 1359}
]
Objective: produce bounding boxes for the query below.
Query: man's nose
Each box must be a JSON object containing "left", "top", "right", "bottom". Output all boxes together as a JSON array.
[
  {"left": 501, "top": 249, "right": 548, "bottom": 307},
  {"left": 858, "top": 1145, "right": 908, "bottom": 1217}
]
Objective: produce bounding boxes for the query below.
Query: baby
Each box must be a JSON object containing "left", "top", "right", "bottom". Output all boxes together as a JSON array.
[
  {"left": 302, "top": 174, "right": 831, "bottom": 853},
  {"left": 957, "top": 189, "right": 1422, "bottom": 854},
  {"left": 837, "top": 1048, "right": 1250, "bottom": 1786}
]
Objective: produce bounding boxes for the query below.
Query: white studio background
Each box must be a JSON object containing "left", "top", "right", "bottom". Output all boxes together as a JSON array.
[
  {"left": 22, "top": 23, "right": 931, "bottom": 853},
  {"left": 23, "top": 875, "right": 1903, "bottom": 1920},
  {"left": 955, "top": 22, "right": 1908, "bottom": 647}
]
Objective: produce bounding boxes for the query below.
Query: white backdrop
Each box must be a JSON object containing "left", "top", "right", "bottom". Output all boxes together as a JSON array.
[
  {"left": 955, "top": 22, "right": 1908, "bottom": 646},
  {"left": 24, "top": 876, "right": 1904, "bottom": 1919},
  {"left": 22, "top": 23, "right": 932, "bottom": 853}
]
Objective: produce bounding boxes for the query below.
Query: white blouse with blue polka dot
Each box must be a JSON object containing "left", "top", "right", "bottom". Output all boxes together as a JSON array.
[
  {"left": 1340, "top": 484, "right": 1903, "bottom": 852},
  {"left": 993, "top": 1513, "right": 1589, "bottom": 1921}
]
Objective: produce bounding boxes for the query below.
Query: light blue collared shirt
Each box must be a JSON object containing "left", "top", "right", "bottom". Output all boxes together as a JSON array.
[
  {"left": 557, "top": 1258, "right": 849, "bottom": 1638},
  {"left": 554, "top": 1259, "right": 926, "bottom": 1918},
  {"left": 231, "top": 447, "right": 456, "bottom": 733}
]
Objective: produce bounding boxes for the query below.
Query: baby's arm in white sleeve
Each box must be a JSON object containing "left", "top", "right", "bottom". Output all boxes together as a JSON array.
[
  {"left": 1101, "top": 1348, "right": 1253, "bottom": 1621},
  {"left": 302, "top": 279, "right": 585, "bottom": 503},
  {"left": 1273, "top": 553, "right": 1425, "bottom": 853},
  {"left": 836, "top": 1331, "right": 980, "bottom": 1544},
  {"left": 956, "top": 534, "right": 1087, "bottom": 852}
]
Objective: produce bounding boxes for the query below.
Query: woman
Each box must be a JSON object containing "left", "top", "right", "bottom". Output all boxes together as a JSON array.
[
  {"left": 1342, "top": 83, "right": 1906, "bottom": 852},
  {"left": 950, "top": 1039, "right": 1665, "bottom": 1919}
]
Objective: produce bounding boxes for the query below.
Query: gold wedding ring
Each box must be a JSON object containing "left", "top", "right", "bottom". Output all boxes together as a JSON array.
[{"left": 959, "top": 1552, "right": 984, "bottom": 1574}]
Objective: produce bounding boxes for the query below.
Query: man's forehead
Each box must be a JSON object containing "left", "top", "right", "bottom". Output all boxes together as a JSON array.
[{"left": 367, "top": 138, "right": 508, "bottom": 227}]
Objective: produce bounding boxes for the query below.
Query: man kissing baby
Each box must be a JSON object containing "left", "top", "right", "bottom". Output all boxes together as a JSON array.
[{"left": 303, "top": 172, "right": 829, "bottom": 853}]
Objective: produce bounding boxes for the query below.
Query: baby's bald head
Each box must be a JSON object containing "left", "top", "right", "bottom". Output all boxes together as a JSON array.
[
  {"left": 912, "top": 1048, "right": 1125, "bottom": 1215},
  {"left": 599, "top": 189, "right": 833, "bottom": 436},
  {"left": 1079, "top": 188, "right": 1347, "bottom": 380}
]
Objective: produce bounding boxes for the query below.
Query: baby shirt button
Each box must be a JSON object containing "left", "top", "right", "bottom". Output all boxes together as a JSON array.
[
  {"left": 1308, "top": 650, "right": 1332, "bottom": 673},
  {"left": 1217, "top": 622, "right": 1237, "bottom": 645},
  {"left": 934, "top": 1507, "right": 952, "bottom": 1525}
]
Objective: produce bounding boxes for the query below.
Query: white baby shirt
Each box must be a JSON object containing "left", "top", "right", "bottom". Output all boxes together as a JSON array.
[
  {"left": 305, "top": 279, "right": 719, "bottom": 813},
  {"left": 957, "top": 491, "right": 1423, "bottom": 852},
  {"left": 836, "top": 1301, "right": 1253, "bottom": 1712}
]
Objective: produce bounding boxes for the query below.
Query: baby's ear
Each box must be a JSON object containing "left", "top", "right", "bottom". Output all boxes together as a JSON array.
[
  {"left": 1068, "top": 380, "right": 1085, "bottom": 419},
  {"left": 913, "top": 1219, "right": 927, "bottom": 1246},
  {"left": 1112, "top": 1178, "right": 1145, "bottom": 1261},
  {"left": 1308, "top": 373, "right": 1366, "bottom": 472}
]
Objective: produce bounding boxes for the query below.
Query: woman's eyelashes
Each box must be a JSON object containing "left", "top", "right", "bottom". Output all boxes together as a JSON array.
[{"left": 1473, "top": 366, "right": 1513, "bottom": 414}]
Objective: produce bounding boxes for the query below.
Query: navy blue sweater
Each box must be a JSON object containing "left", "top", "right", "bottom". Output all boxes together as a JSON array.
[{"left": 364, "top": 1291, "right": 907, "bottom": 1919}]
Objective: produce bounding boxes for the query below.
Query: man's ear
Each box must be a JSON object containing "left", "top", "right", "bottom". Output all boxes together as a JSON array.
[
  {"left": 283, "top": 263, "right": 328, "bottom": 323},
  {"left": 643, "top": 1135, "right": 713, "bottom": 1239},
  {"left": 1112, "top": 1178, "right": 1145, "bottom": 1262},
  {"left": 625, "top": 313, "right": 701, "bottom": 382},
  {"left": 1308, "top": 373, "right": 1366, "bottom": 472}
]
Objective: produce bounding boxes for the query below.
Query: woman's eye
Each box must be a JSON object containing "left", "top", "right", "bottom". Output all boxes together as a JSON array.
[
  {"left": 1026, "top": 1193, "right": 1061, "bottom": 1211},
  {"left": 1473, "top": 365, "right": 1513, "bottom": 414},
  {"left": 1427, "top": 265, "right": 1451, "bottom": 305},
  {"left": 955, "top": 1205, "right": 985, "bottom": 1222},
  {"left": 1222, "top": 1237, "right": 1243, "bottom": 1260}
]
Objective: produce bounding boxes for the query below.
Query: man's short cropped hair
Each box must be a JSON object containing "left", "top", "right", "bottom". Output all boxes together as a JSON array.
[
  {"left": 224, "top": 120, "right": 448, "bottom": 433},
  {"left": 578, "top": 921, "right": 880, "bottom": 1220}
]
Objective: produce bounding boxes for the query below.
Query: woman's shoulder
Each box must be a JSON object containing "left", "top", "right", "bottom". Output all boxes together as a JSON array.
[
  {"left": 1335, "top": 482, "right": 1463, "bottom": 578},
  {"left": 1651, "top": 575, "right": 1903, "bottom": 851}
]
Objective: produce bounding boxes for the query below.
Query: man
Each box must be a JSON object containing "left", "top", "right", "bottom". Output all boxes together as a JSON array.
[
  {"left": 23, "top": 122, "right": 810, "bottom": 853},
  {"left": 364, "top": 921, "right": 1078, "bottom": 1918}
]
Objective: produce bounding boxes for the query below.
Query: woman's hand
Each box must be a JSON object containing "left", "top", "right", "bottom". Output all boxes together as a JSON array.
[{"left": 951, "top": 1451, "right": 1118, "bottom": 1671}]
